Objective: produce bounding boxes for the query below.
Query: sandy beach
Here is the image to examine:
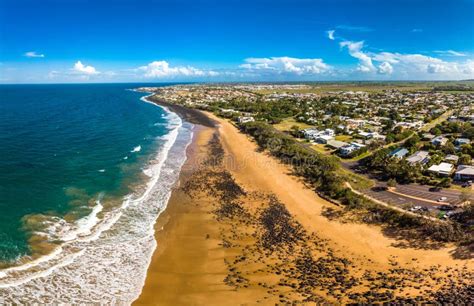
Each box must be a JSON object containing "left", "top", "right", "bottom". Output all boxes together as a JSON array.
[{"left": 135, "top": 107, "right": 473, "bottom": 304}]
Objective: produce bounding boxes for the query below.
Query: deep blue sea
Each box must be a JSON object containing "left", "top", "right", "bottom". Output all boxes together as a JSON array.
[{"left": 0, "top": 83, "right": 193, "bottom": 302}]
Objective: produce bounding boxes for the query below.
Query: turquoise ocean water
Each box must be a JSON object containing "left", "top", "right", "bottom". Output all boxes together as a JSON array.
[{"left": 0, "top": 83, "right": 193, "bottom": 303}]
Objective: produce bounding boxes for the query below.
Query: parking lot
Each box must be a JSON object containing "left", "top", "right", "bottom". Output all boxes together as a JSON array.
[
  {"left": 364, "top": 183, "right": 473, "bottom": 214},
  {"left": 395, "top": 184, "right": 473, "bottom": 206}
]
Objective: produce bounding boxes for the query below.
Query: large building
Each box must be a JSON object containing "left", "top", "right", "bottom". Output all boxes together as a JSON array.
[
  {"left": 428, "top": 162, "right": 454, "bottom": 177},
  {"left": 454, "top": 165, "right": 474, "bottom": 181}
]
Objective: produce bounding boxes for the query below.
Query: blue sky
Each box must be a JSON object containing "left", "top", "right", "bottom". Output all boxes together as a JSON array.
[{"left": 1, "top": 0, "right": 473, "bottom": 83}]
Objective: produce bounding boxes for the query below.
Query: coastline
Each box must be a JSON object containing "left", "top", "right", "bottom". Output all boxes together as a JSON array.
[
  {"left": 0, "top": 89, "right": 195, "bottom": 303},
  {"left": 136, "top": 100, "right": 473, "bottom": 304}
]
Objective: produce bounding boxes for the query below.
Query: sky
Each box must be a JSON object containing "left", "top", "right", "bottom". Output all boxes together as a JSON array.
[{"left": 0, "top": 0, "right": 473, "bottom": 83}]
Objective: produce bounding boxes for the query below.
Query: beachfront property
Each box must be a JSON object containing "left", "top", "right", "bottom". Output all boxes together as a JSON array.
[
  {"left": 302, "top": 128, "right": 335, "bottom": 143},
  {"left": 428, "top": 162, "right": 455, "bottom": 177},
  {"left": 406, "top": 150, "right": 430, "bottom": 165},
  {"left": 454, "top": 165, "right": 474, "bottom": 181},
  {"left": 339, "top": 142, "right": 366, "bottom": 157},
  {"left": 238, "top": 116, "right": 255, "bottom": 124},
  {"left": 326, "top": 139, "right": 349, "bottom": 150}
]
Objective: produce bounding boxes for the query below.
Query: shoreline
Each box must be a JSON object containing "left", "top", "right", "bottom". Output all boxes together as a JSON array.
[
  {"left": 0, "top": 89, "right": 195, "bottom": 303},
  {"left": 147, "top": 96, "right": 217, "bottom": 128},
  {"left": 136, "top": 101, "right": 473, "bottom": 304}
]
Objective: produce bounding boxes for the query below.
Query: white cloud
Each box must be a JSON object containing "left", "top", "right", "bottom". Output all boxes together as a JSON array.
[
  {"left": 24, "top": 51, "right": 45, "bottom": 58},
  {"left": 73, "top": 61, "right": 99, "bottom": 75},
  {"left": 327, "top": 30, "right": 335, "bottom": 40},
  {"left": 434, "top": 50, "right": 466, "bottom": 57},
  {"left": 378, "top": 62, "right": 393, "bottom": 74},
  {"left": 240, "top": 56, "right": 331, "bottom": 75},
  {"left": 138, "top": 61, "right": 218, "bottom": 78},
  {"left": 411, "top": 28, "right": 423, "bottom": 33},
  {"left": 339, "top": 40, "right": 375, "bottom": 72}
]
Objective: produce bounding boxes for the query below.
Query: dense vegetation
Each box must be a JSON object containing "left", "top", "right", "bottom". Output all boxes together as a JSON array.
[{"left": 238, "top": 121, "right": 469, "bottom": 243}]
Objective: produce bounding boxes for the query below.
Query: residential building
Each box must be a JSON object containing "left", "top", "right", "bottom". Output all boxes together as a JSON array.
[
  {"left": 389, "top": 147, "right": 409, "bottom": 159},
  {"left": 339, "top": 142, "right": 366, "bottom": 157},
  {"left": 428, "top": 162, "right": 454, "bottom": 177},
  {"left": 454, "top": 138, "right": 471, "bottom": 146},
  {"left": 238, "top": 116, "right": 255, "bottom": 124},
  {"left": 454, "top": 165, "right": 474, "bottom": 181},
  {"left": 315, "top": 134, "right": 334, "bottom": 144},
  {"left": 326, "top": 140, "right": 349, "bottom": 149},
  {"left": 431, "top": 136, "right": 449, "bottom": 146},
  {"left": 444, "top": 154, "right": 459, "bottom": 164},
  {"left": 406, "top": 151, "right": 430, "bottom": 165}
]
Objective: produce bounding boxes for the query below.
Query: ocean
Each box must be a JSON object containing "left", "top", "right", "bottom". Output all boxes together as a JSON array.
[{"left": 0, "top": 83, "right": 193, "bottom": 303}]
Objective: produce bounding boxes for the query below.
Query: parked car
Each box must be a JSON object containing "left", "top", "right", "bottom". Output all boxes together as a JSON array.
[
  {"left": 429, "top": 187, "right": 442, "bottom": 192},
  {"left": 410, "top": 206, "right": 429, "bottom": 212},
  {"left": 462, "top": 181, "right": 472, "bottom": 188},
  {"left": 437, "top": 196, "right": 448, "bottom": 202},
  {"left": 438, "top": 204, "right": 455, "bottom": 211}
]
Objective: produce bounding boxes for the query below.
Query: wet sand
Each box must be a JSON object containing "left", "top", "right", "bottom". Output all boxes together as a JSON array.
[{"left": 135, "top": 109, "right": 473, "bottom": 304}]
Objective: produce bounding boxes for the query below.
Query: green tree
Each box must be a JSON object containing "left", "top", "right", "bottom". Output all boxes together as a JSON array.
[
  {"left": 387, "top": 178, "right": 397, "bottom": 188},
  {"left": 459, "top": 154, "right": 472, "bottom": 165}
]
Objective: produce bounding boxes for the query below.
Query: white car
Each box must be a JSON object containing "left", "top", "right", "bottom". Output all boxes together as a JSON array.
[{"left": 437, "top": 197, "right": 448, "bottom": 202}]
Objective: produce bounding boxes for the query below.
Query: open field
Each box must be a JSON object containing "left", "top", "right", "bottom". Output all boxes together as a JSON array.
[
  {"left": 251, "top": 81, "right": 474, "bottom": 95},
  {"left": 273, "top": 117, "right": 313, "bottom": 131}
]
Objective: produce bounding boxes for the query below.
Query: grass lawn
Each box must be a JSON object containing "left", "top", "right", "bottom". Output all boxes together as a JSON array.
[
  {"left": 421, "top": 109, "right": 454, "bottom": 132},
  {"left": 252, "top": 81, "right": 474, "bottom": 95},
  {"left": 273, "top": 118, "right": 313, "bottom": 132},
  {"left": 335, "top": 135, "right": 352, "bottom": 142},
  {"left": 311, "top": 144, "right": 333, "bottom": 155},
  {"left": 340, "top": 168, "right": 374, "bottom": 190}
]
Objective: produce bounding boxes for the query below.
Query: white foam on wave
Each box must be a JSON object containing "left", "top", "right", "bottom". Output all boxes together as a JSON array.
[
  {"left": 130, "top": 145, "right": 141, "bottom": 153},
  {"left": 0, "top": 92, "right": 194, "bottom": 304}
]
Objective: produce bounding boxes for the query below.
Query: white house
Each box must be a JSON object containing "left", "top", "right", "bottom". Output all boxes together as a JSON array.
[
  {"left": 339, "top": 142, "right": 366, "bottom": 157},
  {"left": 238, "top": 116, "right": 255, "bottom": 124},
  {"left": 428, "top": 162, "right": 454, "bottom": 177},
  {"left": 315, "top": 134, "right": 334, "bottom": 144}
]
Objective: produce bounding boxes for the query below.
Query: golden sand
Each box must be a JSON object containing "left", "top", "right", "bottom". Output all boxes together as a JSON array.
[{"left": 135, "top": 114, "right": 472, "bottom": 305}]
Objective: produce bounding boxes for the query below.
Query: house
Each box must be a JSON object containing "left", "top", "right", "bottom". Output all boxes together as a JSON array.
[
  {"left": 454, "top": 165, "right": 474, "bottom": 181},
  {"left": 444, "top": 154, "right": 459, "bottom": 164},
  {"left": 323, "top": 128, "right": 335, "bottom": 136},
  {"left": 326, "top": 140, "right": 349, "bottom": 149},
  {"left": 454, "top": 138, "right": 471, "bottom": 146},
  {"left": 428, "top": 162, "right": 454, "bottom": 177},
  {"left": 238, "top": 116, "right": 255, "bottom": 124},
  {"left": 302, "top": 128, "right": 335, "bottom": 142},
  {"left": 422, "top": 133, "right": 435, "bottom": 141},
  {"left": 339, "top": 142, "right": 366, "bottom": 157},
  {"left": 358, "top": 131, "right": 385, "bottom": 140},
  {"left": 302, "top": 128, "right": 319, "bottom": 138},
  {"left": 315, "top": 134, "right": 334, "bottom": 144},
  {"left": 406, "top": 151, "right": 430, "bottom": 165},
  {"left": 431, "top": 136, "right": 449, "bottom": 146},
  {"left": 389, "top": 147, "right": 409, "bottom": 159}
]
